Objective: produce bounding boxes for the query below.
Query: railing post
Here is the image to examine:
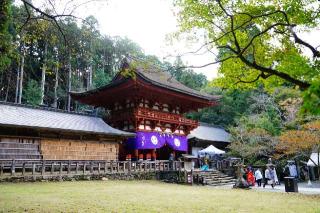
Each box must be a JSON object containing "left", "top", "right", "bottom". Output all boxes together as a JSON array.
[
  {"left": 22, "top": 162, "right": 26, "bottom": 176},
  {"left": 117, "top": 161, "right": 120, "bottom": 173},
  {"left": 51, "top": 162, "right": 55, "bottom": 174},
  {"left": 67, "top": 161, "right": 71, "bottom": 174},
  {"left": 0, "top": 162, "right": 3, "bottom": 176},
  {"left": 139, "top": 162, "right": 142, "bottom": 172},
  {"left": 133, "top": 162, "right": 136, "bottom": 173},
  {"left": 32, "top": 162, "right": 36, "bottom": 177},
  {"left": 98, "top": 162, "right": 101, "bottom": 174},
  {"left": 11, "top": 159, "right": 15, "bottom": 176},
  {"left": 59, "top": 162, "right": 63, "bottom": 175},
  {"left": 128, "top": 161, "right": 131, "bottom": 174},
  {"left": 110, "top": 161, "right": 114, "bottom": 173},
  {"left": 75, "top": 162, "right": 79, "bottom": 174},
  {"left": 144, "top": 162, "right": 147, "bottom": 172},
  {"left": 104, "top": 161, "right": 107, "bottom": 174},
  {"left": 83, "top": 162, "right": 86, "bottom": 174},
  {"left": 90, "top": 162, "right": 94, "bottom": 174},
  {"left": 41, "top": 160, "right": 46, "bottom": 176}
]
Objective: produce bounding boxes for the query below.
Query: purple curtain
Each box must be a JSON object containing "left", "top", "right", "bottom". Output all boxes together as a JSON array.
[
  {"left": 165, "top": 134, "right": 188, "bottom": 151},
  {"left": 126, "top": 131, "right": 188, "bottom": 152}
]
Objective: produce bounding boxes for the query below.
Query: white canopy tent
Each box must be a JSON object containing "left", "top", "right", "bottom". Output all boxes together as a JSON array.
[
  {"left": 198, "top": 145, "right": 225, "bottom": 155},
  {"left": 307, "top": 153, "right": 319, "bottom": 166}
]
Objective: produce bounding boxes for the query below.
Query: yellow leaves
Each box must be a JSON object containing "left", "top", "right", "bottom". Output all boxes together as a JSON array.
[
  {"left": 303, "top": 120, "right": 320, "bottom": 131},
  {"left": 277, "top": 121, "right": 320, "bottom": 156}
]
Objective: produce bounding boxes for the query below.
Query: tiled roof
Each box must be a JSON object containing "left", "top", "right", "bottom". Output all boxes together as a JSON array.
[
  {"left": 0, "top": 103, "right": 134, "bottom": 137},
  {"left": 135, "top": 67, "right": 218, "bottom": 101},
  {"left": 71, "top": 59, "right": 219, "bottom": 102},
  {"left": 187, "top": 123, "right": 230, "bottom": 142}
]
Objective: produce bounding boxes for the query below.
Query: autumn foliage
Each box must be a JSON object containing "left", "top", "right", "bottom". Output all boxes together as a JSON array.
[
  {"left": 277, "top": 120, "right": 320, "bottom": 157},
  {"left": 276, "top": 120, "right": 320, "bottom": 179}
]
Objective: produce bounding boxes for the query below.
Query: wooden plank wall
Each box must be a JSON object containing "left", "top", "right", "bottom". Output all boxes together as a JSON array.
[{"left": 40, "top": 139, "right": 119, "bottom": 161}]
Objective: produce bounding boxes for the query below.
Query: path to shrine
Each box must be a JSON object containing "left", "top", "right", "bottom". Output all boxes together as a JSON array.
[{"left": 0, "top": 180, "right": 319, "bottom": 212}]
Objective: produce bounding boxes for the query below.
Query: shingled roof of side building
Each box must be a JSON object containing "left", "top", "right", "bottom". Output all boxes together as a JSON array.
[
  {"left": 0, "top": 102, "right": 135, "bottom": 137},
  {"left": 187, "top": 122, "right": 230, "bottom": 143}
]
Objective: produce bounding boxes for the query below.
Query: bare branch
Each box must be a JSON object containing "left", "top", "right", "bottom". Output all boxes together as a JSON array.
[
  {"left": 290, "top": 26, "right": 320, "bottom": 58},
  {"left": 178, "top": 55, "right": 236, "bottom": 69}
]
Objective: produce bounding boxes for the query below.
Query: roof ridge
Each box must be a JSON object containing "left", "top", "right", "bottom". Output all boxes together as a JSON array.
[
  {"left": 0, "top": 101, "right": 98, "bottom": 118},
  {"left": 199, "top": 122, "right": 225, "bottom": 129}
]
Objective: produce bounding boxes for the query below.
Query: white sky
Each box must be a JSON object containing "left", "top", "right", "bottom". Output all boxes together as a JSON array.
[{"left": 76, "top": 0, "right": 219, "bottom": 80}]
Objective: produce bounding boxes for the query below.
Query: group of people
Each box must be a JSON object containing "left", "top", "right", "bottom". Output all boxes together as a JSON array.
[{"left": 245, "top": 165, "right": 279, "bottom": 188}]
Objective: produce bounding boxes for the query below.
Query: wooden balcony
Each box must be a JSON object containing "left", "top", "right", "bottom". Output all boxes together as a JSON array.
[
  {"left": 108, "top": 107, "right": 198, "bottom": 130},
  {"left": 134, "top": 107, "right": 198, "bottom": 126}
]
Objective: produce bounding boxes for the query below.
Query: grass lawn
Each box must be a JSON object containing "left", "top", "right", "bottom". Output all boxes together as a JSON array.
[{"left": 0, "top": 180, "right": 319, "bottom": 213}]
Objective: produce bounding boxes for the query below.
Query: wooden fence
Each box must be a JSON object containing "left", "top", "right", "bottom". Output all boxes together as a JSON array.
[{"left": 0, "top": 160, "right": 184, "bottom": 179}]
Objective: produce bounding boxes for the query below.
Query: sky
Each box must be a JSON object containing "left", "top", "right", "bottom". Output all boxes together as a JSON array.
[{"left": 75, "top": 0, "right": 219, "bottom": 80}]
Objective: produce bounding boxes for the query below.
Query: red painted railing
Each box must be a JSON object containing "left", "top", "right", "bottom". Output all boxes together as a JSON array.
[
  {"left": 109, "top": 107, "right": 198, "bottom": 127},
  {"left": 135, "top": 107, "right": 198, "bottom": 126}
]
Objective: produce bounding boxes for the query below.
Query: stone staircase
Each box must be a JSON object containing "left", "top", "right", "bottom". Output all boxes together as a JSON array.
[{"left": 195, "top": 170, "right": 236, "bottom": 186}]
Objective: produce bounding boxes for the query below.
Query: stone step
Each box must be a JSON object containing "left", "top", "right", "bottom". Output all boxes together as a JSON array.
[
  {"left": 202, "top": 174, "right": 230, "bottom": 178},
  {"left": 197, "top": 170, "right": 236, "bottom": 187},
  {"left": 205, "top": 179, "right": 236, "bottom": 184},
  {"left": 204, "top": 177, "right": 234, "bottom": 181},
  {"left": 207, "top": 181, "right": 236, "bottom": 187}
]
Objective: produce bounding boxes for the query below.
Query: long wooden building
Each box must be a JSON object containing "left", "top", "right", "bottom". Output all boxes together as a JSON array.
[
  {"left": 0, "top": 103, "right": 134, "bottom": 161},
  {"left": 71, "top": 59, "right": 218, "bottom": 160}
]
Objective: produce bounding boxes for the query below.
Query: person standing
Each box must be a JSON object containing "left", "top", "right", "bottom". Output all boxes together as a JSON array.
[
  {"left": 246, "top": 167, "right": 255, "bottom": 186},
  {"left": 263, "top": 167, "right": 271, "bottom": 188},
  {"left": 254, "top": 168, "right": 263, "bottom": 187},
  {"left": 269, "top": 166, "right": 276, "bottom": 188}
]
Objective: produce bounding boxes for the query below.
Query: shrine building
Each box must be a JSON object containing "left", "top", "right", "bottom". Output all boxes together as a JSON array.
[
  {"left": 71, "top": 59, "right": 219, "bottom": 160},
  {"left": 0, "top": 102, "right": 134, "bottom": 161}
]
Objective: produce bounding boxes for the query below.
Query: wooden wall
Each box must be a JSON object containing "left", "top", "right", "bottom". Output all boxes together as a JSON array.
[{"left": 40, "top": 139, "right": 119, "bottom": 160}]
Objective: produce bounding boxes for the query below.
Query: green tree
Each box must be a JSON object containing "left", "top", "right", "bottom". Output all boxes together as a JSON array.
[
  {"left": 174, "top": 0, "right": 320, "bottom": 113},
  {"left": 23, "top": 79, "right": 41, "bottom": 106},
  {"left": 187, "top": 88, "right": 251, "bottom": 127},
  {"left": 0, "top": 0, "right": 13, "bottom": 71}
]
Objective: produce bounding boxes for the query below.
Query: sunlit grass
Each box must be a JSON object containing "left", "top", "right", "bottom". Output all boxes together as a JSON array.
[{"left": 0, "top": 180, "right": 319, "bottom": 213}]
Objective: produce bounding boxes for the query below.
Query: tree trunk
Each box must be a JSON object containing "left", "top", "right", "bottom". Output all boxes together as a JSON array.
[
  {"left": 87, "top": 63, "right": 92, "bottom": 90},
  {"left": 53, "top": 61, "right": 59, "bottom": 108},
  {"left": 15, "top": 66, "right": 20, "bottom": 103},
  {"left": 4, "top": 69, "right": 12, "bottom": 102},
  {"left": 40, "top": 42, "right": 47, "bottom": 105},
  {"left": 67, "top": 54, "right": 72, "bottom": 111},
  {"left": 18, "top": 45, "right": 25, "bottom": 104}
]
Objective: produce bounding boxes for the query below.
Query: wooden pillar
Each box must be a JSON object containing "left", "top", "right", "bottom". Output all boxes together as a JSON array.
[{"left": 134, "top": 149, "right": 138, "bottom": 161}]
